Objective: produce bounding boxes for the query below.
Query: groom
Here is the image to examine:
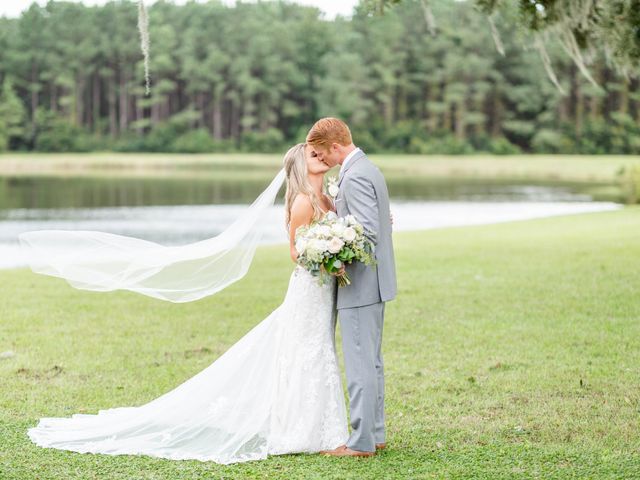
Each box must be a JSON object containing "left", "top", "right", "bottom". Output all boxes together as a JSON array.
[{"left": 306, "top": 118, "right": 397, "bottom": 457}]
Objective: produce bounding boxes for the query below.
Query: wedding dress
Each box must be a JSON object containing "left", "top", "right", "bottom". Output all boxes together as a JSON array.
[{"left": 27, "top": 261, "right": 349, "bottom": 464}]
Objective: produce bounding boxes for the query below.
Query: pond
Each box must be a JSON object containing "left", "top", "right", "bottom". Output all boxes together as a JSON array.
[{"left": 0, "top": 174, "right": 621, "bottom": 269}]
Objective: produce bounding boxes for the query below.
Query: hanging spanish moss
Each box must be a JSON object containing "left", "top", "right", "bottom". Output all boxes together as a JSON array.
[
  {"left": 487, "top": 13, "right": 505, "bottom": 56},
  {"left": 533, "top": 32, "right": 566, "bottom": 95},
  {"left": 544, "top": 1, "right": 603, "bottom": 90},
  {"left": 419, "top": 0, "right": 437, "bottom": 36},
  {"left": 481, "top": 0, "right": 639, "bottom": 84},
  {"left": 499, "top": 0, "right": 637, "bottom": 92},
  {"left": 556, "top": 27, "right": 600, "bottom": 89},
  {"left": 367, "top": 0, "right": 639, "bottom": 91},
  {"left": 138, "top": 0, "right": 151, "bottom": 95}
]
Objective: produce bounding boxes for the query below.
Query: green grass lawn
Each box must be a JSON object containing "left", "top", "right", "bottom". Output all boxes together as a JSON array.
[{"left": 1, "top": 207, "right": 639, "bottom": 479}]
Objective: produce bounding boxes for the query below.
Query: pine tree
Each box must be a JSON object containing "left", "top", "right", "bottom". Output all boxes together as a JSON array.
[{"left": 0, "top": 77, "right": 27, "bottom": 150}]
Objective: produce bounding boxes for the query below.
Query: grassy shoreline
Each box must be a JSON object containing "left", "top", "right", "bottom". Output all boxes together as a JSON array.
[
  {"left": 1, "top": 207, "right": 639, "bottom": 478},
  {"left": 0, "top": 152, "right": 639, "bottom": 182}
]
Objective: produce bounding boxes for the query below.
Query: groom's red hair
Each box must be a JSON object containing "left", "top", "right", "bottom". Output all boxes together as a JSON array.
[{"left": 306, "top": 117, "right": 352, "bottom": 149}]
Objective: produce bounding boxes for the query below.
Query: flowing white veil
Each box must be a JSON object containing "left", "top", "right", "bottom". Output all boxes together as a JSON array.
[{"left": 18, "top": 168, "right": 286, "bottom": 303}]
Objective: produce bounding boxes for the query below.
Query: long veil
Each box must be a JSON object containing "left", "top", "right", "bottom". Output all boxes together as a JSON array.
[{"left": 18, "top": 168, "right": 286, "bottom": 303}]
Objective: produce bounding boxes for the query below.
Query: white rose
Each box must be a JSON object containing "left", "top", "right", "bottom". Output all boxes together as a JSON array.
[
  {"left": 318, "top": 225, "right": 332, "bottom": 237},
  {"left": 343, "top": 227, "right": 356, "bottom": 242},
  {"left": 330, "top": 222, "right": 346, "bottom": 237},
  {"left": 328, "top": 237, "right": 344, "bottom": 254},
  {"left": 325, "top": 210, "right": 338, "bottom": 221},
  {"left": 311, "top": 238, "right": 329, "bottom": 253},
  {"left": 328, "top": 184, "right": 340, "bottom": 197},
  {"left": 345, "top": 215, "right": 357, "bottom": 226}
]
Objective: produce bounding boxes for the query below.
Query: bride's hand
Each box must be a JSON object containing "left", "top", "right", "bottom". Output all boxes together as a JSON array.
[
  {"left": 333, "top": 264, "right": 346, "bottom": 276},
  {"left": 323, "top": 263, "right": 345, "bottom": 276}
]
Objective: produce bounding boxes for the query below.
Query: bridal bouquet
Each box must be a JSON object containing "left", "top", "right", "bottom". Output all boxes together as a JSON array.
[{"left": 295, "top": 211, "right": 375, "bottom": 287}]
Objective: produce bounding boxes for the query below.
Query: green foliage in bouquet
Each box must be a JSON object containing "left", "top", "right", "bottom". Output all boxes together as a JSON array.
[{"left": 294, "top": 212, "right": 376, "bottom": 287}]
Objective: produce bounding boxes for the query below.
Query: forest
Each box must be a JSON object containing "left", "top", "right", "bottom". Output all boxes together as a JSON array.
[{"left": 0, "top": 0, "right": 638, "bottom": 154}]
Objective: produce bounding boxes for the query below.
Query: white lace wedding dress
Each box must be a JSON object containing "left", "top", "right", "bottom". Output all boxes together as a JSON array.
[{"left": 28, "top": 264, "right": 349, "bottom": 464}]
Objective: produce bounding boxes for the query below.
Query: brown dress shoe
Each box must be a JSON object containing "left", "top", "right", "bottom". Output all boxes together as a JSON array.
[
  {"left": 319, "top": 445, "right": 344, "bottom": 455},
  {"left": 376, "top": 443, "right": 386, "bottom": 450},
  {"left": 322, "top": 445, "right": 375, "bottom": 457}
]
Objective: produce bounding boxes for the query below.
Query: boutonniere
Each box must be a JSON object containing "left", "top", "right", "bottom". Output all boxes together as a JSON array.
[{"left": 327, "top": 176, "right": 339, "bottom": 199}]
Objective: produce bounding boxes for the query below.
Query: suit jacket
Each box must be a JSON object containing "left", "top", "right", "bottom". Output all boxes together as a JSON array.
[{"left": 335, "top": 149, "right": 397, "bottom": 309}]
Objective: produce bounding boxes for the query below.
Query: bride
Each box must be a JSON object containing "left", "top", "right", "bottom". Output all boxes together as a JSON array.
[{"left": 26, "top": 143, "right": 350, "bottom": 464}]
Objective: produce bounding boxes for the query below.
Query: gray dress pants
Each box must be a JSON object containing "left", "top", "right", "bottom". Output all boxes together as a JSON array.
[{"left": 338, "top": 301, "right": 385, "bottom": 452}]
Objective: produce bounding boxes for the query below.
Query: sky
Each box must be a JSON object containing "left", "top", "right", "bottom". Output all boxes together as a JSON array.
[{"left": 0, "top": 0, "right": 360, "bottom": 19}]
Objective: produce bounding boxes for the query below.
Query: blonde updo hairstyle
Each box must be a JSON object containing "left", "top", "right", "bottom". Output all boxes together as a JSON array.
[{"left": 283, "top": 143, "right": 326, "bottom": 229}]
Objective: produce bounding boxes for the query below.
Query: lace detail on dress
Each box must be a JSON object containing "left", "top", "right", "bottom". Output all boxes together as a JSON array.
[{"left": 268, "top": 265, "right": 348, "bottom": 454}]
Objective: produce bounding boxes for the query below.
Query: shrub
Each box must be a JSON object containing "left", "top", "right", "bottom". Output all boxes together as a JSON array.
[
  {"left": 489, "top": 136, "right": 521, "bottom": 155},
  {"left": 617, "top": 165, "right": 640, "bottom": 204},
  {"left": 381, "top": 121, "right": 426, "bottom": 151},
  {"left": 34, "top": 119, "right": 95, "bottom": 152},
  {"left": 240, "top": 128, "right": 285, "bottom": 153},
  {"left": 530, "top": 129, "right": 573, "bottom": 154},
  {"left": 112, "top": 133, "right": 148, "bottom": 152},
  {"left": 408, "top": 134, "right": 474, "bottom": 155},
  {"left": 143, "top": 122, "right": 182, "bottom": 152},
  {"left": 171, "top": 129, "right": 217, "bottom": 153}
]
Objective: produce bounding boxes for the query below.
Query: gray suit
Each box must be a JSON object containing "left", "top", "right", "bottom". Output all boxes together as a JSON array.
[{"left": 335, "top": 149, "right": 397, "bottom": 452}]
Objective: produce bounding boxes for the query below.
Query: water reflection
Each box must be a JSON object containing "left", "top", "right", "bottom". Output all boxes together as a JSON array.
[
  {"left": 0, "top": 174, "right": 604, "bottom": 210},
  {"left": 0, "top": 174, "right": 622, "bottom": 270},
  {"left": 0, "top": 175, "right": 275, "bottom": 210}
]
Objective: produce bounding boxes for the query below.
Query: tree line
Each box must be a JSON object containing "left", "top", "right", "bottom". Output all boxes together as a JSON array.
[{"left": 0, "top": 0, "right": 638, "bottom": 154}]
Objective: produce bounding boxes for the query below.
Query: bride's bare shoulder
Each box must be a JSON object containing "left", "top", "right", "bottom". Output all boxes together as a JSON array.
[{"left": 290, "top": 193, "right": 314, "bottom": 222}]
